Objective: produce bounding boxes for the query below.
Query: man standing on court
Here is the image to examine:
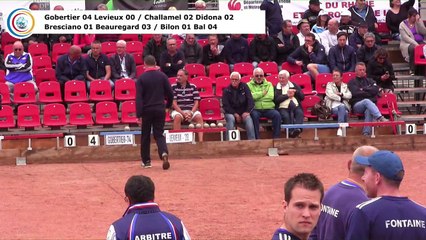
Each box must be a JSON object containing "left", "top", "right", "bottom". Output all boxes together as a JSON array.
[
  {"left": 272, "top": 173, "right": 324, "bottom": 240},
  {"left": 136, "top": 55, "right": 173, "bottom": 169},
  {"left": 346, "top": 150, "right": 426, "bottom": 240},
  {"left": 106, "top": 175, "right": 191, "bottom": 240},
  {"left": 310, "top": 145, "right": 378, "bottom": 240}
]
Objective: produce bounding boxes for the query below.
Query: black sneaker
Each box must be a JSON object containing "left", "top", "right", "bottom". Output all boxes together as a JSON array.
[
  {"left": 290, "top": 128, "right": 301, "bottom": 138},
  {"left": 162, "top": 153, "right": 170, "bottom": 170},
  {"left": 143, "top": 161, "right": 152, "bottom": 168}
]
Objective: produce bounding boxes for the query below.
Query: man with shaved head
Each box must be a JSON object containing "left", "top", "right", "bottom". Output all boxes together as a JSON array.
[
  {"left": 319, "top": 18, "right": 341, "bottom": 55},
  {"left": 310, "top": 145, "right": 379, "bottom": 240},
  {"left": 55, "top": 45, "right": 86, "bottom": 94}
]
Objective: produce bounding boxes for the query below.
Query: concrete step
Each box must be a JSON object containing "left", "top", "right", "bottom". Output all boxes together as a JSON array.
[
  {"left": 400, "top": 114, "right": 426, "bottom": 122},
  {"left": 397, "top": 100, "right": 426, "bottom": 107},
  {"left": 392, "top": 63, "right": 410, "bottom": 72},
  {"left": 394, "top": 87, "right": 426, "bottom": 93}
]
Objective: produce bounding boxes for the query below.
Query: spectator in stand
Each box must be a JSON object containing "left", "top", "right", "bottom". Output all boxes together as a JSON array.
[
  {"left": 320, "top": 18, "right": 341, "bottom": 55},
  {"left": 97, "top": 3, "right": 108, "bottom": 10},
  {"left": 4, "top": 41, "right": 37, "bottom": 95},
  {"left": 297, "top": 19, "right": 320, "bottom": 46},
  {"left": 348, "top": 0, "right": 378, "bottom": 34},
  {"left": 339, "top": 9, "right": 355, "bottom": 36},
  {"left": 328, "top": 32, "right": 357, "bottom": 73},
  {"left": 171, "top": 69, "right": 204, "bottom": 142},
  {"left": 312, "top": 10, "right": 330, "bottom": 34},
  {"left": 399, "top": 7, "right": 426, "bottom": 75},
  {"left": 347, "top": 150, "right": 426, "bottom": 240},
  {"left": 260, "top": 0, "right": 284, "bottom": 37},
  {"left": 49, "top": 5, "right": 73, "bottom": 47},
  {"left": 56, "top": 45, "right": 86, "bottom": 94},
  {"left": 348, "top": 62, "right": 388, "bottom": 137},
  {"left": 73, "top": 34, "right": 96, "bottom": 53},
  {"left": 194, "top": 0, "right": 206, "bottom": 10},
  {"left": 357, "top": 32, "right": 380, "bottom": 66},
  {"left": 110, "top": 40, "right": 137, "bottom": 81},
  {"left": 288, "top": 33, "right": 329, "bottom": 84},
  {"left": 310, "top": 146, "right": 378, "bottom": 240},
  {"left": 325, "top": 69, "right": 352, "bottom": 132},
  {"left": 349, "top": 22, "right": 368, "bottom": 51},
  {"left": 143, "top": 34, "right": 167, "bottom": 65},
  {"left": 223, "top": 34, "right": 249, "bottom": 71},
  {"left": 303, "top": 0, "right": 322, "bottom": 28},
  {"left": 247, "top": 68, "right": 282, "bottom": 139},
  {"left": 272, "top": 173, "right": 324, "bottom": 240},
  {"left": 160, "top": 38, "right": 185, "bottom": 77},
  {"left": 202, "top": 34, "right": 225, "bottom": 73},
  {"left": 386, "top": 0, "right": 415, "bottom": 40},
  {"left": 180, "top": 34, "right": 203, "bottom": 64},
  {"left": 249, "top": 34, "right": 277, "bottom": 68},
  {"left": 53, "top": 5, "right": 64, "bottom": 10},
  {"left": 85, "top": 40, "right": 112, "bottom": 89},
  {"left": 367, "top": 48, "right": 396, "bottom": 93},
  {"left": 222, "top": 71, "right": 256, "bottom": 140},
  {"left": 274, "top": 70, "right": 305, "bottom": 138},
  {"left": 274, "top": 20, "right": 300, "bottom": 66}
]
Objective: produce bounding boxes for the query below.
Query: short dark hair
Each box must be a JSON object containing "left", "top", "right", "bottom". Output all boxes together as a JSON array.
[
  {"left": 144, "top": 55, "right": 156, "bottom": 66},
  {"left": 337, "top": 32, "right": 348, "bottom": 40},
  {"left": 356, "top": 61, "right": 366, "bottom": 68},
  {"left": 305, "top": 32, "right": 316, "bottom": 41},
  {"left": 389, "top": 0, "right": 394, "bottom": 8},
  {"left": 284, "top": 173, "right": 324, "bottom": 203},
  {"left": 374, "top": 47, "right": 389, "bottom": 59},
  {"left": 282, "top": 20, "right": 292, "bottom": 28},
  {"left": 408, "top": 7, "right": 418, "bottom": 18},
  {"left": 125, "top": 175, "right": 155, "bottom": 203},
  {"left": 29, "top": 2, "right": 40, "bottom": 9},
  {"left": 178, "top": 68, "right": 189, "bottom": 76},
  {"left": 332, "top": 68, "right": 342, "bottom": 76},
  {"left": 92, "top": 40, "right": 102, "bottom": 46}
]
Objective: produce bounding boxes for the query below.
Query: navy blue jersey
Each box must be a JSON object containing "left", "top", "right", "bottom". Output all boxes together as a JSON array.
[
  {"left": 346, "top": 196, "right": 426, "bottom": 240},
  {"left": 107, "top": 203, "right": 190, "bottom": 240},
  {"left": 272, "top": 228, "right": 301, "bottom": 240},
  {"left": 310, "top": 180, "right": 368, "bottom": 240}
]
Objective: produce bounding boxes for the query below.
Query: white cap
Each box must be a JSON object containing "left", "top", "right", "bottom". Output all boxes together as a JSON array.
[
  {"left": 319, "top": 9, "right": 328, "bottom": 16},
  {"left": 341, "top": 9, "right": 351, "bottom": 16}
]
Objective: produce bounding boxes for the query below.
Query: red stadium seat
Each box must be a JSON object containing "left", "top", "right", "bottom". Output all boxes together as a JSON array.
[
  {"left": 0, "top": 83, "right": 11, "bottom": 104},
  {"left": 190, "top": 76, "right": 214, "bottom": 98},
  {"left": 17, "top": 104, "right": 41, "bottom": 128},
  {"left": 35, "top": 68, "right": 57, "bottom": 86},
  {"left": 258, "top": 61, "right": 278, "bottom": 76},
  {"left": 101, "top": 41, "right": 117, "bottom": 55},
  {"left": 377, "top": 93, "right": 402, "bottom": 116},
  {"left": 136, "top": 65, "right": 146, "bottom": 78},
  {"left": 13, "top": 82, "right": 37, "bottom": 104},
  {"left": 414, "top": 44, "right": 426, "bottom": 65},
  {"left": 199, "top": 98, "right": 223, "bottom": 121},
  {"left": 132, "top": 52, "right": 144, "bottom": 66},
  {"left": 215, "top": 76, "right": 230, "bottom": 97},
  {"left": 281, "top": 62, "right": 302, "bottom": 75},
  {"left": 126, "top": 41, "right": 143, "bottom": 54},
  {"left": 290, "top": 74, "right": 314, "bottom": 95},
  {"left": 0, "top": 70, "right": 5, "bottom": 83},
  {"left": 64, "top": 80, "right": 88, "bottom": 103},
  {"left": 209, "top": 63, "right": 230, "bottom": 81},
  {"left": 141, "top": 34, "right": 153, "bottom": 45},
  {"left": 233, "top": 62, "right": 254, "bottom": 77},
  {"left": 89, "top": 80, "right": 113, "bottom": 102},
  {"left": 43, "top": 103, "right": 67, "bottom": 128},
  {"left": 1, "top": 32, "right": 18, "bottom": 51},
  {"left": 95, "top": 101, "right": 120, "bottom": 125},
  {"left": 302, "top": 95, "right": 322, "bottom": 120},
  {"left": 115, "top": 78, "right": 136, "bottom": 101},
  {"left": 184, "top": 63, "right": 206, "bottom": 79},
  {"left": 121, "top": 100, "right": 138, "bottom": 124},
  {"left": 39, "top": 81, "right": 62, "bottom": 103},
  {"left": 176, "top": 39, "right": 184, "bottom": 49},
  {"left": 169, "top": 77, "right": 178, "bottom": 85},
  {"left": 3, "top": 44, "right": 13, "bottom": 56},
  {"left": 32, "top": 55, "right": 52, "bottom": 72},
  {"left": 241, "top": 75, "right": 252, "bottom": 83},
  {"left": 315, "top": 73, "right": 333, "bottom": 95},
  {"left": 342, "top": 72, "right": 356, "bottom": 84},
  {"left": 119, "top": 34, "right": 140, "bottom": 41},
  {"left": 51, "top": 43, "right": 71, "bottom": 64},
  {"left": 266, "top": 74, "right": 279, "bottom": 86},
  {"left": 0, "top": 105, "right": 15, "bottom": 129},
  {"left": 197, "top": 39, "right": 209, "bottom": 47},
  {"left": 69, "top": 102, "right": 93, "bottom": 126},
  {"left": 28, "top": 43, "right": 49, "bottom": 56}
]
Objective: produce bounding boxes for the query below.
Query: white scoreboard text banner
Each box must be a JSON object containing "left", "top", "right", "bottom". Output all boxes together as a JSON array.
[{"left": 104, "top": 134, "right": 134, "bottom": 146}]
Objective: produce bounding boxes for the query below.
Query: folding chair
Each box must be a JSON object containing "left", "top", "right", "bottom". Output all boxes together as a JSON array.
[
  {"left": 101, "top": 42, "right": 117, "bottom": 55},
  {"left": 184, "top": 63, "right": 206, "bottom": 79},
  {"left": 95, "top": 101, "right": 120, "bottom": 126},
  {"left": 315, "top": 73, "right": 333, "bottom": 95},
  {"left": 281, "top": 62, "right": 302, "bottom": 75},
  {"left": 89, "top": 80, "right": 114, "bottom": 102},
  {"left": 121, "top": 100, "right": 138, "bottom": 124},
  {"left": 290, "top": 74, "right": 314, "bottom": 95},
  {"left": 35, "top": 68, "right": 57, "bottom": 86},
  {"left": 258, "top": 61, "right": 279, "bottom": 76},
  {"left": 64, "top": 80, "right": 88, "bottom": 103},
  {"left": 0, "top": 105, "right": 15, "bottom": 129},
  {"left": 377, "top": 93, "right": 402, "bottom": 134},
  {"left": 233, "top": 62, "right": 254, "bottom": 77},
  {"left": 199, "top": 98, "right": 223, "bottom": 121},
  {"left": 13, "top": 82, "right": 37, "bottom": 104},
  {"left": 114, "top": 78, "right": 136, "bottom": 101},
  {"left": 190, "top": 76, "right": 214, "bottom": 98},
  {"left": 17, "top": 104, "right": 41, "bottom": 129},
  {"left": 215, "top": 76, "right": 230, "bottom": 97},
  {"left": 302, "top": 95, "right": 322, "bottom": 120},
  {"left": 28, "top": 43, "right": 49, "bottom": 56},
  {"left": 43, "top": 103, "right": 67, "bottom": 128},
  {"left": 69, "top": 102, "right": 93, "bottom": 126},
  {"left": 39, "top": 81, "right": 62, "bottom": 103}
]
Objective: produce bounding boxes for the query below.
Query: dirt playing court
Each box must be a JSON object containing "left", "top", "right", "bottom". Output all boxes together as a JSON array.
[{"left": 0, "top": 151, "right": 425, "bottom": 239}]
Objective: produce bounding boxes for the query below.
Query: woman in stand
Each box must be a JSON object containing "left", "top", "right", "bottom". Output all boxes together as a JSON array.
[
  {"left": 386, "top": 0, "right": 415, "bottom": 40},
  {"left": 367, "top": 48, "right": 396, "bottom": 94},
  {"left": 312, "top": 10, "right": 330, "bottom": 34}
]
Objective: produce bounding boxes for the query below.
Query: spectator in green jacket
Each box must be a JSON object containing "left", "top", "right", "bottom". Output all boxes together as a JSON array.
[{"left": 247, "top": 67, "right": 282, "bottom": 139}]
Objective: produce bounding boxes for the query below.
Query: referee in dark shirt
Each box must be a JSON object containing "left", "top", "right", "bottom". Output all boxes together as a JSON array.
[{"left": 136, "top": 55, "right": 174, "bottom": 169}]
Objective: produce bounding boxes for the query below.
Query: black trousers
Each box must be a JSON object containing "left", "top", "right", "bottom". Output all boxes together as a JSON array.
[{"left": 141, "top": 109, "right": 168, "bottom": 164}]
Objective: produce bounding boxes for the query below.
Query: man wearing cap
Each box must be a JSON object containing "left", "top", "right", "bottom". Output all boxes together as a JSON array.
[
  {"left": 346, "top": 150, "right": 426, "bottom": 240},
  {"left": 303, "top": 0, "right": 322, "bottom": 28},
  {"left": 339, "top": 10, "right": 355, "bottom": 36},
  {"left": 297, "top": 19, "right": 320, "bottom": 46},
  {"left": 260, "top": 0, "right": 284, "bottom": 37},
  {"left": 348, "top": 22, "right": 368, "bottom": 51},
  {"left": 310, "top": 145, "right": 378, "bottom": 240}
]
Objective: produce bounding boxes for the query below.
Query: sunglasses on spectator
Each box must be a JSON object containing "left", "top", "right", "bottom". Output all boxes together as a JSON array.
[{"left": 14, "top": 48, "right": 23, "bottom": 51}]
